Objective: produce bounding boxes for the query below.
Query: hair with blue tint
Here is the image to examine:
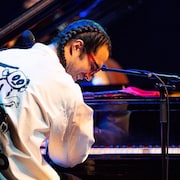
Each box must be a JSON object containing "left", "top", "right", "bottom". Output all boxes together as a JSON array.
[{"left": 52, "top": 19, "right": 111, "bottom": 68}]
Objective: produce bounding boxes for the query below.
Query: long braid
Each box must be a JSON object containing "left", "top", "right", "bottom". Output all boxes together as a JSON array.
[{"left": 52, "top": 19, "right": 111, "bottom": 68}]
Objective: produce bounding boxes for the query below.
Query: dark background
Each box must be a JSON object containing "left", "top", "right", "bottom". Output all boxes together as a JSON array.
[
  {"left": 109, "top": 0, "right": 180, "bottom": 74},
  {"left": 104, "top": 0, "right": 180, "bottom": 89}
]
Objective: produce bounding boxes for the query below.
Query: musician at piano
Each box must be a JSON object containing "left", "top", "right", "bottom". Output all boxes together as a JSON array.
[{"left": 0, "top": 19, "right": 112, "bottom": 180}]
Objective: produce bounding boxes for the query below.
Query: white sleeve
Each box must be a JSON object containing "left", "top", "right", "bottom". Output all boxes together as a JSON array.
[{"left": 47, "top": 84, "right": 95, "bottom": 168}]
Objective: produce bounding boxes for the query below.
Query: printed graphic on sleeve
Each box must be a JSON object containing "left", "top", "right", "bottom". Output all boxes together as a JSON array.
[{"left": 0, "top": 62, "right": 30, "bottom": 108}]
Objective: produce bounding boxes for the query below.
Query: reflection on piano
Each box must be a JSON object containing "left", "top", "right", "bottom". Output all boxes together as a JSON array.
[
  {"left": 82, "top": 86, "right": 180, "bottom": 179},
  {"left": 83, "top": 86, "right": 180, "bottom": 147},
  {"left": 42, "top": 86, "right": 180, "bottom": 179}
]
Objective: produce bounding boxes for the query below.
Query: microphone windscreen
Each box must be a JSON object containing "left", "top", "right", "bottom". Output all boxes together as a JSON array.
[{"left": 22, "top": 30, "right": 35, "bottom": 48}]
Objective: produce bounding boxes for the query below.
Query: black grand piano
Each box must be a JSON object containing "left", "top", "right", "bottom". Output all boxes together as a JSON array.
[{"left": 41, "top": 84, "right": 180, "bottom": 180}]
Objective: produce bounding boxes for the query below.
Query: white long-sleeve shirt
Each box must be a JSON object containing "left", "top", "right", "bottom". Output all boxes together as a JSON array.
[{"left": 0, "top": 43, "right": 94, "bottom": 180}]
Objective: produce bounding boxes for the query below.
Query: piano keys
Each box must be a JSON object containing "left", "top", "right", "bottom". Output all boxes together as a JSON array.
[{"left": 90, "top": 145, "right": 180, "bottom": 155}]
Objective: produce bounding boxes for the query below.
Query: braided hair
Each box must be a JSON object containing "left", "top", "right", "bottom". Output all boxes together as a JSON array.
[{"left": 51, "top": 19, "right": 112, "bottom": 68}]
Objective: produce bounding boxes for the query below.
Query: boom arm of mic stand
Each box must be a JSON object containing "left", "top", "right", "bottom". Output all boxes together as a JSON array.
[
  {"left": 101, "top": 66, "right": 149, "bottom": 78},
  {"left": 101, "top": 65, "right": 180, "bottom": 81}
]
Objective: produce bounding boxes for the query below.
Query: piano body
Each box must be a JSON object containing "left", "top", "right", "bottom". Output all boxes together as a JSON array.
[{"left": 49, "top": 86, "right": 180, "bottom": 180}]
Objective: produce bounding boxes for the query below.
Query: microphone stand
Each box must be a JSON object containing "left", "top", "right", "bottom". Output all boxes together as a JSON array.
[
  {"left": 156, "top": 83, "right": 169, "bottom": 180},
  {"left": 101, "top": 66, "right": 180, "bottom": 180}
]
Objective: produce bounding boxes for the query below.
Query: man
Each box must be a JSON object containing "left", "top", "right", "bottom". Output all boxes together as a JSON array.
[{"left": 0, "top": 19, "right": 111, "bottom": 179}]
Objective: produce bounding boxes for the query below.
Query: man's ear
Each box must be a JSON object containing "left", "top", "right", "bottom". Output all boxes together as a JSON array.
[{"left": 71, "top": 39, "right": 84, "bottom": 55}]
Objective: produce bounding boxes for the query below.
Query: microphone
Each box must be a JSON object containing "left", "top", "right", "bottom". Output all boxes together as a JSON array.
[{"left": 22, "top": 30, "right": 35, "bottom": 48}]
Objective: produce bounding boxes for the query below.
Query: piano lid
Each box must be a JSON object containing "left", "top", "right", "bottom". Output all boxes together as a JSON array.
[{"left": 0, "top": 0, "right": 142, "bottom": 47}]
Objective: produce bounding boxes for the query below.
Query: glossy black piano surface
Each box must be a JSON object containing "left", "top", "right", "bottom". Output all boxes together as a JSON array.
[
  {"left": 83, "top": 86, "right": 180, "bottom": 147},
  {"left": 46, "top": 86, "right": 180, "bottom": 180}
]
